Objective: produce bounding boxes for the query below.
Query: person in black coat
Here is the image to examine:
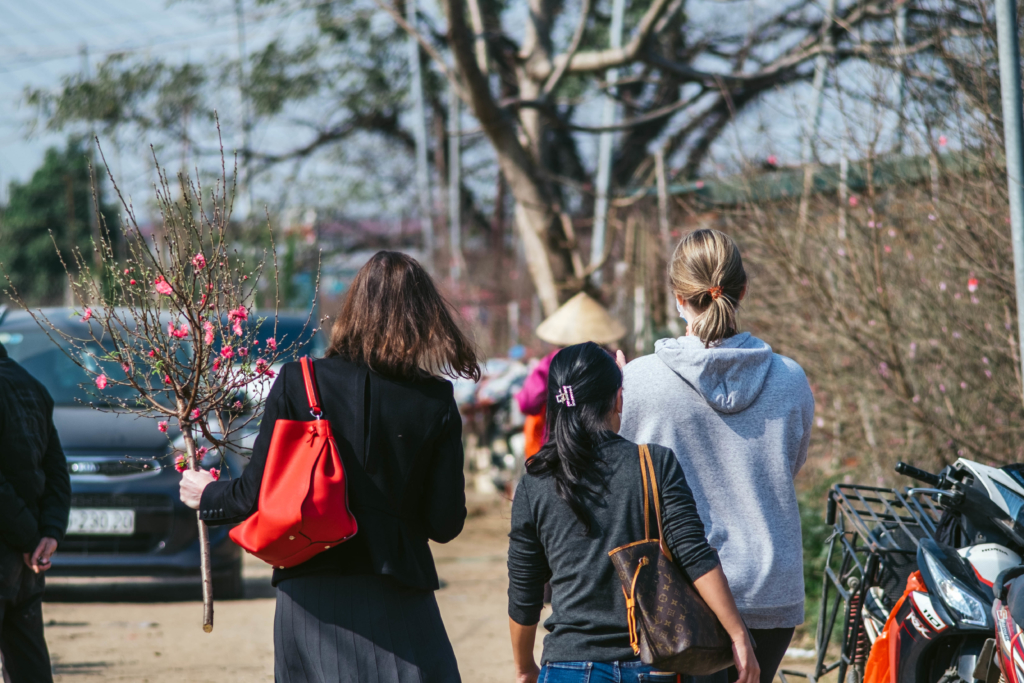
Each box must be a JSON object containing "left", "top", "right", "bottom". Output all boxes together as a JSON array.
[
  {"left": 0, "top": 341, "right": 71, "bottom": 683},
  {"left": 179, "top": 251, "right": 480, "bottom": 683}
]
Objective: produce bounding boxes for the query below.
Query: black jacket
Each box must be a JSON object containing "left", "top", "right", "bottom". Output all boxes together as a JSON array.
[
  {"left": 200, "top": 356, "right": 467, "bottom": 590},
  {"left": 0, "top": 343, "right": 71, "bottom": 597},
  {"left": 508, "top": 434, "right": 720, "bottom": 664}
]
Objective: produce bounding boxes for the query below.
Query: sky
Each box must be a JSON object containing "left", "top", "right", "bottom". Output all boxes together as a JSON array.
[
  {"left": 0, "top": 0, "right": 916, "bottom": 218},
  {"left": 0, "top": 0, "right": 282, "bottom": 204}
]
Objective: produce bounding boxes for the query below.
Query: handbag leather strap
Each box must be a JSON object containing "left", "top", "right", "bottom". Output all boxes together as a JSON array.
[
  {"left": 300, "top": 357, "right": 323, "bottom": 418},
  {"left": 638, "top": 445, "right": 674, "bottom": 563}
]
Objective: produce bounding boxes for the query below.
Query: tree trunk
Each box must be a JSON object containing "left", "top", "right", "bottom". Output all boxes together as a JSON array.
[
  {"left": 444, "top": 0, "right": 563, "bottom": 316},
  {"left": 181, "top": 423, "right": 214, "bottom": 632}
]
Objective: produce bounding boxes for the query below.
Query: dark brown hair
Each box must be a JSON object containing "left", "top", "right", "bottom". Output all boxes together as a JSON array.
[{"left": 325, "top": 251, "right": 481, "bottom": 381}]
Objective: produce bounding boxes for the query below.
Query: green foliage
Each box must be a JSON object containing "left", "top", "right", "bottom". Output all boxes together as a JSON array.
[
  {"left": 0, "top": 139, "right": 118, "bottom": 304},
  {"left": 798, "top": 475, "right": 840, "bottom": 643}
]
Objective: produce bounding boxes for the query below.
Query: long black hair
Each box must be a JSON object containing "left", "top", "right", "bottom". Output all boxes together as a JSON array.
[{"left": 525, "top": 342, "right": 622, "bottom": 532}]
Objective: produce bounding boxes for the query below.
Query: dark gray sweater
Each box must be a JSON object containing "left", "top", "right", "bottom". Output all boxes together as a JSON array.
[{"left": 508, "top": 433, "right": 720, "bottom": 665}]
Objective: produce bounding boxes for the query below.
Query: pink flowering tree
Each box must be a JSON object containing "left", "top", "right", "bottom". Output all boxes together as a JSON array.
[{"left": 2, "top": 141, "right": 316, "bottom": 632}]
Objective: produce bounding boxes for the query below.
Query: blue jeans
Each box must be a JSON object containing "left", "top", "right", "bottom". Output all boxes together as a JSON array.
[{"left": 539, "top": 660, "right": 680, "bottom": 683}]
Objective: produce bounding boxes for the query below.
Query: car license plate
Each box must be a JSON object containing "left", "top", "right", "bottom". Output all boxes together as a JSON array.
[{"left": 67, "top": 509, "right": 135, "bottom": 535}]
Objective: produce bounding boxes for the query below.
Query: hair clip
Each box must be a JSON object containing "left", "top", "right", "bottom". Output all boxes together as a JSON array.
[
  {"left": 555, "top": 385, "right": 576, "bottom": 407},
  {"left": 708, "top": 286, "right": 724, "bottom": 300}
]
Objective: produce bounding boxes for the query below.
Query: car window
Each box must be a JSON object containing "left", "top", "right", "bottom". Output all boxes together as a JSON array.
[{"left": 0, "top": 331, "right": 175, "bottom": 407}]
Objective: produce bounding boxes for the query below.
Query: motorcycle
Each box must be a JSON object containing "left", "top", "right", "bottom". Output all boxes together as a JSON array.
[
  {"left": 788, "top": 459, "right": 1024, "bottom": 683},
  {"left": 986, "top": 564, "right": 1024, "bottom": 683}
]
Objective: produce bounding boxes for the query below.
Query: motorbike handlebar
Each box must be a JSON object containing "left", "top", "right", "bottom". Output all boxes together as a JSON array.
[{"left": 895, "top": 461, "right": 942, "bottom": 487}]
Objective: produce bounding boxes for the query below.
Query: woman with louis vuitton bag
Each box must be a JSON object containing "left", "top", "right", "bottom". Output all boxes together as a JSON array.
[{"left": 506, "top": 342, "right": 757, "bottom": 683}]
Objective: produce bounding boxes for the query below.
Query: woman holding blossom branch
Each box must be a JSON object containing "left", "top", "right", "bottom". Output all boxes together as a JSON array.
[{"left": 179, "top": 250, "right": 480, "bottom": 683}]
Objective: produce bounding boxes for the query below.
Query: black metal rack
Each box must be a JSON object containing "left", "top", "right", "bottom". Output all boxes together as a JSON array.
[{"left": 779, "top": 484, "right": 942, "bottom": 683}]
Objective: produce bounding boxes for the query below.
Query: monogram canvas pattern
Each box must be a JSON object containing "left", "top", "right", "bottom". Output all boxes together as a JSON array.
[{"left": 608, "top": 446, "right": 733, "bottom": 676}]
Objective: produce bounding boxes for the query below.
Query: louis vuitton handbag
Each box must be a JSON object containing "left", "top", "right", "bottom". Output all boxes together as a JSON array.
[{"left": 608, "top": 445, "right": 734, "bottom": 675}]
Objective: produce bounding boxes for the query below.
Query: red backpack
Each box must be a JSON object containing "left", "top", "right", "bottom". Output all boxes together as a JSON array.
[{"left": 229, "top": 357, "right": 358, "bottom": 568}]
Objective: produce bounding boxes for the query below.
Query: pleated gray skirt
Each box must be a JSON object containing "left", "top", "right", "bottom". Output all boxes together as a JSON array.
[{"left": 274, "top": 574, "right": 461, "bottom": 683}]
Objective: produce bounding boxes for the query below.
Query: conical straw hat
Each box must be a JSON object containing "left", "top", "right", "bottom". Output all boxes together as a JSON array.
[{"left": 535, "top": 292, "right": 626, "bottom": 346}]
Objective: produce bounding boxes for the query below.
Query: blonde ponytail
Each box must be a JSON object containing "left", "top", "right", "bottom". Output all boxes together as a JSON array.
[{"left": 669, "top": 229, "right": 747, "bottom": 347}]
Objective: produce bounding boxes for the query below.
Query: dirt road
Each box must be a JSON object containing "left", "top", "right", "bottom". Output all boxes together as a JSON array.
[{"left": 40, "top": 497, "right": 813, "bottom": 682}]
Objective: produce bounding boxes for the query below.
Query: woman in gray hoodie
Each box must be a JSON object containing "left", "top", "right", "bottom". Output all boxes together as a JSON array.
[{"left": 619, "top": 229, "right": 814, "bottom": 683}]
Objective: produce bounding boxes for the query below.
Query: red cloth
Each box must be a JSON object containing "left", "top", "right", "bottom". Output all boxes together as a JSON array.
[{"left": 524, "top": 406, "right": 546, "bottom": 459}]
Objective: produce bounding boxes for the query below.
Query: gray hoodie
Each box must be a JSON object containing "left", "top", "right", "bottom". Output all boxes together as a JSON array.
[{"left": 619, "top": 333, "right": 814, "bottom": 629}]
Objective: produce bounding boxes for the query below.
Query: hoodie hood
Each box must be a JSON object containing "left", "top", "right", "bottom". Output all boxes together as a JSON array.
[{"left": 654, "top": 332, "right": 774, "bottom": 414}]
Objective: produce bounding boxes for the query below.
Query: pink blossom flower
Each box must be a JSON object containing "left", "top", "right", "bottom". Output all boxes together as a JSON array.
[
  {"left": 939, "top": 135, "right": 948, "bottom": 146},
  {"left": 174, "top": 454, "right": 188, "bottom": 473},
  {"left": 163, "top": 374, "right": 172, "bottom": 384},
  {"left": 767, "top": 154, "right": 778, "bottom": 166},
  {"left": 849, "top": 196, "right": 859, "bottom": 207},
  {"left": 265, "top": 338, "right": 277, "bottom": 350},
  {"left": 884, "top": 245, "right": 892, "bottom": 253},
  {"left": 232, "top": 321, "right": 243, "bottom": 336},
  {"left": 213, "top": 358, "right": 222, "bottom": 371},
  {"left": 95, "top": 374, "right": 107, "bottom": 390},
  {"left": 237, "top": 347, "right": 248, "bottom": 357},
  {"left": 148, "top": 349, "right": 156, "bottom": 358},
  {"left": 167, "top": 321, "right": 189, "bottom": 339},
  {"left": 122, "top": 363, "right": 130, "bottom": 374},
  {"left": 210, "top": 468, "right": 220, "bottom": 481},
  {"left": 81, "top": 307, "right": 92, "bottom": 322},
  {"left": 124, "top": 269, "right": 130, "bottom": 275},
  {"left": 912, "top": 395, "right": 921, "bottom": 403},
  {"left": 228, "top": 306, "right": 248, "bottom": 322},
  {"left": 985, "top": 369, "right": 993, "bottom": 379},
  {"left": 233, "top": 400, "right": 243, "bottom": 411},
  {"left": 939, "top": 383, "right": 946, "bottom": 393},
  {"left": 939, "top": 282, "right": 947, "bottom": 291},
  {"left": 130, "top": 279, "right": 137, "bottom": 285},
  {"left": 928, "top": 214, "right": 936, "bottom": 221},
  {"left": 197, "top": 446, "right": 208, "bottom": 457},
  {"left": 192, "top": 253, "right": 206, "bottom": 269},
  {"left": 868, "top": 221, "right": 875, "bottom": 228},
  {"left": 888, "top": 229, "right": 896, "bottom": 237},
  {"left": 221, "top": 346, "right": 234, "bottom": 359},
  {"left": 158, "top": 421, "right": 168, "bottom": 433},
  {"left": 154, "top": 275, "right": 173, "bottom": 296},
  {"left": 695, "top": 181, "right": 704, "bottom": 189},
  {"left": 837, "top": 248, "right": 846, "bottom": 257},
  {"left": 203, "top": 321, "right": 215, "bottom": 345},
  {"left": 982, "top": 356, "right": 990, "bottom": 364},
  {"left": 968, "top": 277, "right": 979, "bottom": 293},
  {"left": 878, "top": 362, "right": 890, "bottom": 378},
  {"left": 190, "top": 409, "right": 201, "bottom": 420},
  {"left": 255, "top": 359, "right": 275, "bottom": 377},
  {"left": 960, "top": 382, "right": 968, "bottom": 390}
]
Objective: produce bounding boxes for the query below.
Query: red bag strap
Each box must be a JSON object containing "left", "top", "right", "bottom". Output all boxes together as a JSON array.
[{"left": 299, "top": 357, "right": 322, "bottom": 418}]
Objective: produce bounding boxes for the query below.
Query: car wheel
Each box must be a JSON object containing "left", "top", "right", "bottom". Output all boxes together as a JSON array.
[{"left": 214, "top": 559, "right": 245, "bottom": 600}]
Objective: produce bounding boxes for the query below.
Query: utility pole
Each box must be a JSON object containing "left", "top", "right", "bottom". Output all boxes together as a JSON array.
[
  {"left": 406, "top": 0, "right": 435, "bottom": 269},
  {"left": 448, "top": 86, "right": 463, "bottom": 283},
  {"left": 995, "top": 0, "right": 1024, "bottom": 401},
  {"left": 655, "top": 150, "right": 681, "bottom": 336},
  {"left": 80, "top": 44, "right": 102, "bottom": 274},
  {"left": 589, "top": 0, "right": 626, "bottom": 286},
  {"left": 234, "top": 0, "right": 254, "bottom": 221},
  {"left": 894, "top": 1, "right": 907, "bottom": 152},
  {"left": 797, "top": 0, "right": 836, "bottom": 229}
]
